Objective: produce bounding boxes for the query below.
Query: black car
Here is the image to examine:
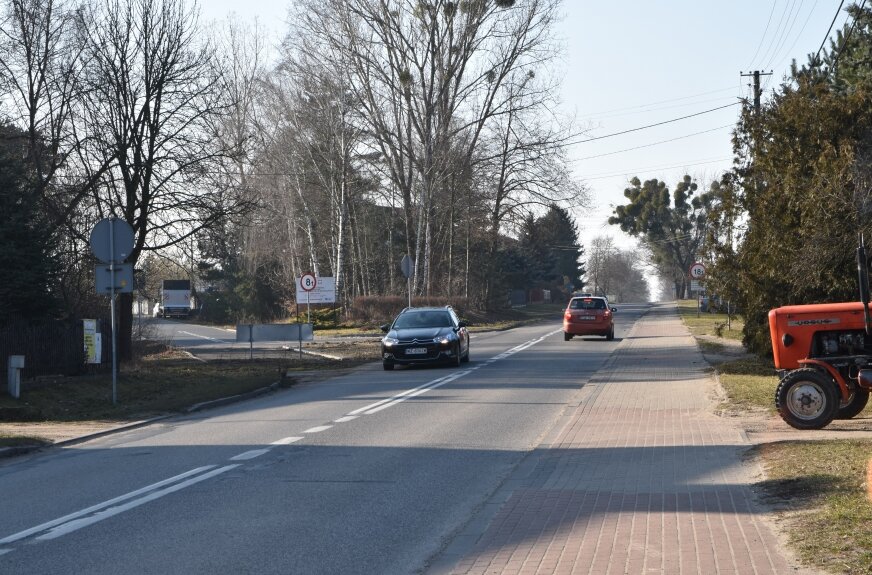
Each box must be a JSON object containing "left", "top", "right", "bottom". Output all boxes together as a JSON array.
[{"left": 380, "top": 307, "right": 470, "bottom": 370}]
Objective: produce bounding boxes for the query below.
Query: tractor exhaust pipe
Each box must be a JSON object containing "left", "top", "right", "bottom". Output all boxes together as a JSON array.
[{"left": 858, "top": 234, "right": 872, "bottom": 335}]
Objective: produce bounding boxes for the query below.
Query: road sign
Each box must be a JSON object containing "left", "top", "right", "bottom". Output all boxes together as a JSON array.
[
  {"left": 300, "top": 273, "right": 317, "bottom": 292},
  {"left": 296, "top": 276, "right": 336, "bottom": 304},
  {"left": 89, "top": 218, "right": 135, "bottom": 263},
  {"left": 400, "top": 255, "right": 414, "bottom": 279},
  {"left": 689, "top": 262, "right": 706, "bottom": 279},
  {"left": 95, "top": 263, "right": 134, "bottom": 293}
]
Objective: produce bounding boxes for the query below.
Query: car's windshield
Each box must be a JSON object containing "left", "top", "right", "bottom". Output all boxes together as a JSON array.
[
  {"left": 393, "top": 311, "right": 454, "bottom": 329},
  {"left": 569, "top": 298, "right": 605, "bottom": 310}
]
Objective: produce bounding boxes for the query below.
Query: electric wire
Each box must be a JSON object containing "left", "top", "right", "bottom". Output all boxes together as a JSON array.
[
  {"left": 578, "top": 87, "right": 738, "bottom": 118},
  {"left": 832, "top": 0, "right": 868, "bottom": 71},
  {"left": 582, "top": 96, "right": 738, "bottom": 122},
  {"left": 572, "top": 124, "right": 734, "bottom": 162},
  {"left": 757, "top": 0, "right": 797, "bottom": 69},
  {"left": 570, "top": 102, "right": 740, "bottom": 145},
  {"left": 814, "top": 0, "right": 846, "bottom": 65},
  {"left": 582, "top": 157, "right": 733, "bottom": 181},
  {"left": 767, "top": 0, "right": 819, "bottom": 72},
  {"left": 763, "top": 0, "right": 806, "bottom": 72},
  {"left": 748, "top": 0, "right": 779, "bottom": 68}
]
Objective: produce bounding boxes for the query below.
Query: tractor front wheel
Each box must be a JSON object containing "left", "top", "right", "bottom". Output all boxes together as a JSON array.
[
  {"left": 775, "top": 368, "right": 839, "bottom": 430},
  {"left": 836, "top": 382, "right": 869, "bottom": 419}
]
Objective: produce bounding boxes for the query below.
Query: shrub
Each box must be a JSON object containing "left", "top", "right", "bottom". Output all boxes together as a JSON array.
[{"left": 348, "top": 296, "right": 469, "bottom": 325}]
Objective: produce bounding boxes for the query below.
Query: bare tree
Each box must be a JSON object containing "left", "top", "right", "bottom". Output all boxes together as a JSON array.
[
  {"left": 0, "top": 0, "right": 115, "bottom": 233},
  {"left": 78, "top": 0, "right": 243, "bottom": 358}
]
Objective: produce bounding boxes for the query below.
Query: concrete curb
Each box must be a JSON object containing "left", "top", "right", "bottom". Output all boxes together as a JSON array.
[
  {"left": 185, "top": 380, "right": 283, "bottom": 413},
  {"left": 0, "top": 378, "right": 288, "bottom": 460}
]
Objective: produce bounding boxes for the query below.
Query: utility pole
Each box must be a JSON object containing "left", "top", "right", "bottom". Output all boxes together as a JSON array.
[{"left": 740, "top": 70, "right": 773, "bottom": 113}]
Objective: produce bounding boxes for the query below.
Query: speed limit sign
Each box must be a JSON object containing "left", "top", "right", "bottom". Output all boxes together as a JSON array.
[
  {"left": 689, "top": 262, "right": 705, "bottom": 279},
  {"left": 300, "top": 273, "right": 317, "bottom": 292}
]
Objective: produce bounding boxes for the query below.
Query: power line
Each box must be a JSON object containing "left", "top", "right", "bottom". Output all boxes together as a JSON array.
[
  {"left": 814, "top": 0, "right": 846, "bottom": 65},
  {"left": 578, "top": 87, "right": 738, "bottom": 118},
  {"left": 766, "top": 0, "right": 820, "bottom": 73},
  {"left": 570, "top": 102, "right": 740, "bottom": 145},
  {"left": 748, "top": 0, "right": 779, "bottom": 68},
  {"left": 763, "top": 0, "right": 806, "bottom": 72},
  {"left": 581, "top": 157, "right": 733, "bottom": 181},
  {"left": 572, "top": 124, "right": 734, "bottom": 162},
  {"left": 582, "top": 95, "right": 738, "bottom": 123},
  {"left": 832, "top": 0, "right": 868, "bottom": 70}
]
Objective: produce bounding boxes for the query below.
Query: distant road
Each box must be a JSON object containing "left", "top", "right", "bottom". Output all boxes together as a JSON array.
[{"left": 0, "top": 304, "right": 650, "bottom": 574}]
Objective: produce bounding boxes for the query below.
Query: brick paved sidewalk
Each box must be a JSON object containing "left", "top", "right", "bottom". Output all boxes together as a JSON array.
[{"left": 430, "top": 303, "right": 819, "bottom": 575}]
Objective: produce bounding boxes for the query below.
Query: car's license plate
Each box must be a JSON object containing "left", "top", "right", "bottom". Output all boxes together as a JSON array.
[
  {"left": 580, "top": 315, "right": 595, "bottom": 321},
  {"left": 406, "top": 347, "right": 427, "bottom": 355}
]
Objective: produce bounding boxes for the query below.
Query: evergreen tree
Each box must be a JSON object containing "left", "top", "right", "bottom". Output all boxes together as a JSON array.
[{"left": 0, "top": 123, "right": 59, "bottom": 322}]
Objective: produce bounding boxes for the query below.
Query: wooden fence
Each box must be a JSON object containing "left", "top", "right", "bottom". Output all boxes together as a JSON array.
[{"left": 0, "top": 320, "right": 111, "bottom": 385}]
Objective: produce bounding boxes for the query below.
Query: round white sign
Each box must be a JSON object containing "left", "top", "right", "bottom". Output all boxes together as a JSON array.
[
  {"left": 300, "top": 273, "right": 317, "bottom": 292},
  {"left": 689, "top": 263, "right": 706, "bottom": 279}
]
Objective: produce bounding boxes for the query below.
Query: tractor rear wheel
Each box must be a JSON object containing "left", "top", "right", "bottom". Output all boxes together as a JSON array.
[
  {"left": 836, "top": 382, "right": 869, "bottom": 419},
  {"left": 775, "top": 368, "right": 839, "bottom": 430}
]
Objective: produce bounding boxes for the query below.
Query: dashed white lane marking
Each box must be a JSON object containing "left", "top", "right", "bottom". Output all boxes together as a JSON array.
[
  {"left": 0, "top": 466, "right": 217, "bottom": 546},
  {"left": 35, "top": 465, "right": 239, "bottom": 541},
  {"left": 349, "top": 329, "right": 561, "bottom": 418},
  {"left": 0, "top": 328, "right": 562, "bottom": 553},
  {"left": 271, "top": 436, "right": 303, "bottom": 445},
  {"left": 230, "top": 448, "right": 271, "bottom": 461}
]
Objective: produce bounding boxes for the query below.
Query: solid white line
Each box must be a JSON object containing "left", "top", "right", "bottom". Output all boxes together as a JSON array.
[
  {"left": 178, "top": 330, "right": 224, "bottom": 343},
  {"left": 353, "top": 329, "right": 562, "bottom": 418},
  {"left": 0, "top": 466, "right": 217, "bottom": 545},
  {"left": 230, "top": 448, "right": 271, "bottom": 461},
  {"left": 303, "top": 425, "right": 332, "bottom": 433},
  {"left": 35, "top": 465, "right": 240, "bottom": 541},
  {"left": 0, "top": 549, "right": 12, "bottom": 556},
  {"left": 365, "top": 370, "right": 472, "bottom": 414},
  {"left": 270, "top": 436, "right": 303, "bottom": 445},
  {"left": 346, "top": 375, "right": 454, "bottom": 416},
  {"left": 334, "top": 416, "right": 358, "bottom": 423}
]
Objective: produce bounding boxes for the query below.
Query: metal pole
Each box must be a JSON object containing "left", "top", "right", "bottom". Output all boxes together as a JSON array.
[
  {"left": 109, "top": 217, "right": 117, "bottom": 405},
  {"left": 407, "top": 276, "right": 411, "bottom": 308}
]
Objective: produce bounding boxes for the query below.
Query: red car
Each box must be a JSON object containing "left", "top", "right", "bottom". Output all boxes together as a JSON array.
[{"left": 563, "top": 296, "right": 616, "bottom": 341}]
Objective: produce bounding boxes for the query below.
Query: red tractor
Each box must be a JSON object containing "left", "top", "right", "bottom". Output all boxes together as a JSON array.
[{"left": 768, "top": 243, "right": 872, "bottom": 429}]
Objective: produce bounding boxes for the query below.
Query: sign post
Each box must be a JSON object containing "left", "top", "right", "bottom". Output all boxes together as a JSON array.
[
  {"left": 299, "top": 273, "right": 317, "bottom": 324},
  {"left": 689, "top": 262, "right": 706, "bottom": 318},
  {"left": 400, "top": 255, "right": 414, "bottom": 308},
  {"left": 89, "top": 217, "right": 135, "bottom": 404}
]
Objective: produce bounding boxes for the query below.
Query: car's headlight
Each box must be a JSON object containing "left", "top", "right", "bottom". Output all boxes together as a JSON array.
[
  {"left": 436, "top": 334, "right": 456, "bottom": 345},
  {"left": 383, "top": 337, "right": 399, "bottom": 347}
]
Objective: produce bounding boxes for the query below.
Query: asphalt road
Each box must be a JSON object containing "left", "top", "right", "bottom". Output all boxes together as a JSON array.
[{"left": 0, "top": 304, "right": 649, "bottom": 574}]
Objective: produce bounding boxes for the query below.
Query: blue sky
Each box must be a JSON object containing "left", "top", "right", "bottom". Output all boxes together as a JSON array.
[{"left": 199, "top": 0, "right": 851, "bottom": 255}]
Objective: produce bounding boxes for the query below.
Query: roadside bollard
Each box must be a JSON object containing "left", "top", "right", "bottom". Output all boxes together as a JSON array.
[{"left": 7, "top": 355, "right": 24, "bottom": 399}]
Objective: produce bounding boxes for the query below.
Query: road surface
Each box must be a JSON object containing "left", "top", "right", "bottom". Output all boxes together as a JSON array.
[{"left": 0, "top": 304, "right": 647, "bottom": 574}]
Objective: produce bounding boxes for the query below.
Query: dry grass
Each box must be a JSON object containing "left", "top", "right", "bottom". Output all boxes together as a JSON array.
[
  {"left": 676, "top": 298, "right": 744, "bottom": 341},
  {"left": 754, "top": 440, "right": 872, "bottom": 574}
]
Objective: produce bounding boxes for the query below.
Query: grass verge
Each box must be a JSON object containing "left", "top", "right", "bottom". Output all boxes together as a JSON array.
[
  {"left": 0, "top": 350, "right": 367, "bottom": 424},
  {"left": 716, "top": 357, "right": 778, "bottom": 413},
  {"left": 754, "top": 440, "right": 872, "bottom": 574},
  {"left": 676, "top": 298, "right": 744, "bottom": 341}
]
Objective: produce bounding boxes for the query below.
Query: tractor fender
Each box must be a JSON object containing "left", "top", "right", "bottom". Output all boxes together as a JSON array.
[{"left": 798, "top": 359, "right": 850, "bottom": 401}]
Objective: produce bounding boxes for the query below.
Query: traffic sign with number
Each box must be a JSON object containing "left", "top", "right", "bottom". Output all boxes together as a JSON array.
[
  {"left": 300, "top": 273, "right": 317, "bottom": 292},
  {"left": 689, "top": 262, "right": 706, "bottom": 279}
]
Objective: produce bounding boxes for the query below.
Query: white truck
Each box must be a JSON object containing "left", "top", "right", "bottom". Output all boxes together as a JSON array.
[{"left": 158, "top": 279, "right": 193, "bottom": 318}]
